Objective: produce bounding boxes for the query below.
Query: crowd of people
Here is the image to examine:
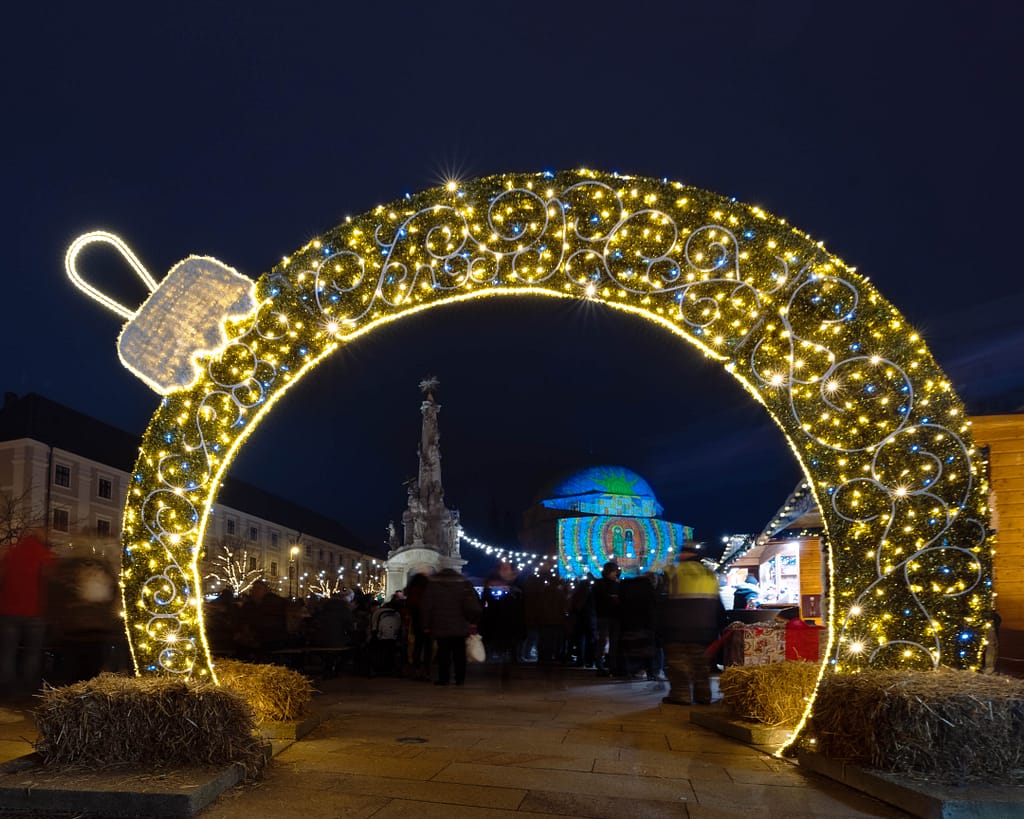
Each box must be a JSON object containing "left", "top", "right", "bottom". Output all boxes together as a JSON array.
[
  {"left": 201, "top": 544, "right": 742, "bottom": 706},
  {"left": 1, "top": 529, "right": 760, "bottom": 707},
  {"left": 0, "top": 530, "right": 127, "bottom": 699}
]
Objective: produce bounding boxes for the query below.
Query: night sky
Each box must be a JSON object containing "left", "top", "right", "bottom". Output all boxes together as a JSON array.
[{"left": 4, "top": 2, "right": 1022, "bottom": 564}]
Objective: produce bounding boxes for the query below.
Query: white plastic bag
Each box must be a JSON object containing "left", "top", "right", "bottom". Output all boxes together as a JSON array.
[{"left": 466, "top": 633, "right": 486, "bottom": 663}]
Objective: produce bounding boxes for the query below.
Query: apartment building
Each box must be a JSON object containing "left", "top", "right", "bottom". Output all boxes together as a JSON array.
[{"left": 0, "top": 392, "right": 381, "bottom": 597}]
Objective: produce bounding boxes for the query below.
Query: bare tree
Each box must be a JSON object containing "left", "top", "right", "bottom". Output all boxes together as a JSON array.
[
  {"left": 307, "top": 568, "right": 345, "bottom": 598},
  {"left": 203, "top": 538, "right": 264, "bottom": 596},
  {"left": 0, "top": 489, "right": 45, "bottom": 547}
]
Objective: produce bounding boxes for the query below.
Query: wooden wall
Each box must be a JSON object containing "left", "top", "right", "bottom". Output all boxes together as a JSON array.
[
  {"left": 970, "top": 414, "right": 1024, "bottom": 675},
  {"left": 798, "top": 536, "right": 824, "bottom": 622}
]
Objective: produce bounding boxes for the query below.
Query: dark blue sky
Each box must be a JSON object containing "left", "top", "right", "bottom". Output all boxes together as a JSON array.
[{"left": 4, "top": 1, "right": 1022, "bottom": 557}]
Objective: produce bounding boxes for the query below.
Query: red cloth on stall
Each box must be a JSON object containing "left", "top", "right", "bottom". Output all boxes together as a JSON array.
[{"left": 784, "top": 618, "right": 825, "bottom": 661}]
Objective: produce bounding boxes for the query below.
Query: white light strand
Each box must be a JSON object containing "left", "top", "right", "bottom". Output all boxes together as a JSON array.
[{"left": 458, "top": 529, "right": 547, "bottom": 572}]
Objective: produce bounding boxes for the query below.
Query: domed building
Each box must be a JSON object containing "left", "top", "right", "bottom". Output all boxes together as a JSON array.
[{"left": 519, "top": 465, "right": 693, "bottom": 579}]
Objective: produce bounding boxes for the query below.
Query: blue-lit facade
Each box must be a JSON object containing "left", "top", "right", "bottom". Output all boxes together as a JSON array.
[{"left": 527, "top": 465, "right": 692, "bottom": 580}]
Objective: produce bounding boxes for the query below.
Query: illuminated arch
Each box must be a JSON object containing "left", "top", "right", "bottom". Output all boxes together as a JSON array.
[{"left": 118, "top": 170, "right": 993, "bottom": 710}]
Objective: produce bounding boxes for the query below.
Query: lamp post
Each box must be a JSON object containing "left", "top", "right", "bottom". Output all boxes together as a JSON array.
[{"left": 289, "top": 545, "right": 300, "bottom": 598}]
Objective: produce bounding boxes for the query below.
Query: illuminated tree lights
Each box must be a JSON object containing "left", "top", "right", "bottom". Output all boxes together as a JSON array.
[{"left": 104, "top": 169, "right": 991, "bottom": 689}]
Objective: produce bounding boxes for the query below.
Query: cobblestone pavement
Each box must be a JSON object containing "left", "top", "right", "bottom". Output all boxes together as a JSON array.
[{"left": 0, "top": 664, "right": 908, "bottom": 817}]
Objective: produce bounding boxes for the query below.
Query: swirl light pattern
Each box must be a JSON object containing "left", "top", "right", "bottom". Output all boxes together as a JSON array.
[{"left": 117, "top": 170, "right": 993, "bottom": 695}]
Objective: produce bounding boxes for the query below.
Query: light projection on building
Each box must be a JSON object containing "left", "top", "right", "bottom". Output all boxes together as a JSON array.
[
  {"left": 541, "top": 466, "right": 693, "bottom": 578},
  {"left": 558, "top": 516, "right": 691, "bottom": 578}
]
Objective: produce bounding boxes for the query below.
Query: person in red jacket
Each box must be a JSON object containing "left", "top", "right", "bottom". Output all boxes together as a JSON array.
[{"left": 0, "top": 530, "right": 55, "bottom": 697}]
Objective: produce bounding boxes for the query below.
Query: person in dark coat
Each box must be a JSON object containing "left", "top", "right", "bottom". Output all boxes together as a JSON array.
[
  {"left": 657, "top": 545, "right": 726, "bottom": 705},
  {"left": 46, "top": 555, "right": 120, "bottom": 685},
  {"left": 237, "top": 580, "right": 289, "bottom": 663},
  {"left": 569, "top": 576, "right": 596, "bottom": 668},
  {"left": 421, "top": 568, "right": 481, "bottom": 686},
  {"left": 592, "top": 561, "right": 622, "bottom": 676},
  {"left": 404, "top": 572, "right": 431, "bottom": 680},
  {"left": 619, "top": 573, "right": 659, "bottom": 679},
  {"left": 479, "top": 563, "right": 525, "bottom": 669},
  {"left": 203, "top": 588, "right": 239, "bottom": 657},
  {"left": 522, "top": 569, "right": 568, "bottom": 666}
]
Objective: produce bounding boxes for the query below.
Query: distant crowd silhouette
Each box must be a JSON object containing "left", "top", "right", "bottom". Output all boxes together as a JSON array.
[{"left": 2, "top": 532, "right": 746, "bottom": 707}]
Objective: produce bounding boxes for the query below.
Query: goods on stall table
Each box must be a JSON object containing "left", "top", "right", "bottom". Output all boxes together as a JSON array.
[{"left": 721, "top": 622, "right": 786, "bottom": 666}]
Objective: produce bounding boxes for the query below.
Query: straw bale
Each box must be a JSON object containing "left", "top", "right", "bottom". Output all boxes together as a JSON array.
[
  {"left": 33, "top": 673, "right": 267, "bottom": 779},
  {"left": 719, "top": 661, "right": 820, "bottom": 726},
  {"left": 811, "top": 668, "right": 1024, "bottom": 783},
  {"left": 213, "top": 658, "right": 313, "bottom": 722}
]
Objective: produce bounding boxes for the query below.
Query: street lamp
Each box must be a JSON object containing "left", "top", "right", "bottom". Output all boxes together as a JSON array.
[{"left": 289, "top": 545, "right": 300, "bottom": 598}]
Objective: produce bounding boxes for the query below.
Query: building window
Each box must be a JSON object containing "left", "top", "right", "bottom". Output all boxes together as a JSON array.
[
  {"left": 248, "top": 525, "right": 258, "bottom": 542},
  {"left": 305, "top": 544, "right": 312, "bottom": 559},
  {"left": 329, "top": 552, "right": 334, "bottom": 565},
  {"left": 97, "top": 477, "right": 113, "bottom": 499},
  {"left": 96, "top": 518, "right": 111, "bottom": 537},
  {"left": 226, "top": 518, "right": 236, "bottom": 536},
  {"left": 319, "top": 548, "right": 324, "bottom": 563},
  {"left": 54, "top": 463, "right": 71, "bottom": 488},
  {"left": 270, "top": 562, "right": 278, "bottom": 577},
  {"left": 53, "top": 507, "right": 70, "bottom": 532},
  {"left": 270, "top": 530, "right": 279, "bottom": 549},
  {"left": 247, "top": 555, "right": 257, "bottom": 571}
]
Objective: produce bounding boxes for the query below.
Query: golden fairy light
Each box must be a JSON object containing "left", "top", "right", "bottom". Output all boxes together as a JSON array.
[{"left": 66, "top": 171, "right": 992, "bottom": 747}]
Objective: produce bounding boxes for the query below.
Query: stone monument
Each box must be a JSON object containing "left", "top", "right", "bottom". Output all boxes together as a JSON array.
[{"left": 384, "top": 378, "right": 465, "bottom": 596}]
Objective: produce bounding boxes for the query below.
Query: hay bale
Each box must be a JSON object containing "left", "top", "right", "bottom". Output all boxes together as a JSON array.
[
  {"left": 33, "top": 673, "right": 267, "bottom": 779},
  {"left": 213, "top": 658, "right": 313, "bottom": 722},
  {"left": 811, "top": 668, "right": 1024, "bottom": 783},
  {"left": 719, "top": 661, "right": 820, "bottom": 726}
]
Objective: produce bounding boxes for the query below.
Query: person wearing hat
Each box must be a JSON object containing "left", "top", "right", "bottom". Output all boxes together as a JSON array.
[
  {"left": 592, "top": 561, "right": 622, "bottom": 677},
  {"left": 657, "top": 543, "right": 725, "bottom": 705}
]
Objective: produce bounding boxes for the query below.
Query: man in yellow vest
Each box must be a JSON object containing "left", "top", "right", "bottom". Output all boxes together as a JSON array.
[{"left": 657, "top": 543, "right": 725, "bottom": 706}]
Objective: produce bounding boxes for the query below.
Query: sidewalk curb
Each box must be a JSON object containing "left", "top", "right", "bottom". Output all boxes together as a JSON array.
[
  {"left": 0, "top": 721, "right": 295, "bottom": 817},
  {"left": 0, "top": 754, "right": 247, "bottom": 818},
  {"left": 798, "top": 750, "right": 1024, "bottom": 819}
]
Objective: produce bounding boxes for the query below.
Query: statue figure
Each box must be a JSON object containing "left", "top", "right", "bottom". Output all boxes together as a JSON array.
[
  {"left": 418, "top": 376, "right": 439, "bottom": 401},
  {"left": 407, "top": 483, "right": 426, "bottom": 543},
  {"left": 386, "top": 520, "right": 398, "bottom": 550}
]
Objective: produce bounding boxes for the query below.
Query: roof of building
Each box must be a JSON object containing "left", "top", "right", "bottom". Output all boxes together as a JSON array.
[
  {"left": 540, "top": 464, "right": 658, "bottom": 502},
  {"left": 0, "top": 392, "right": 370, "bottom": 552}
]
